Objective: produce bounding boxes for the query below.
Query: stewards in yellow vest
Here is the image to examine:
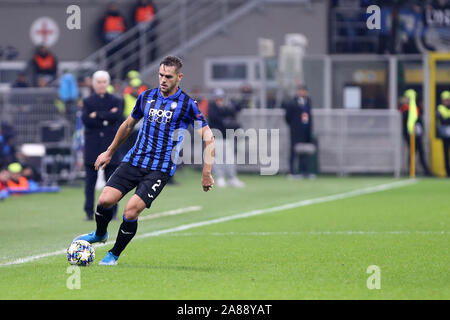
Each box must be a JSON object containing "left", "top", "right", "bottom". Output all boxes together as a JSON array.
[
  {"left": 437, "top": 91, "right": 450, "bottom": 177},
  {"left": 123, "top": 78, "right": 143, "bottom": 118},
  {"left": 123, "top": 71, "right": 148, "bottom": 96},
  {"left": 118, "top": 78, "right": 143, "bottom": 158}
]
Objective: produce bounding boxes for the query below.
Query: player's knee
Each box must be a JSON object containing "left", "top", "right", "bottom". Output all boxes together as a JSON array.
[
  {"left": 123, "top": 206, "right": 140, "bottom": 221},
  {"left": 97, "top": 194, "right": 116, "bottom": 209},
  {"left": 97, "top": 187, "right": 122, "bottom": 209}
]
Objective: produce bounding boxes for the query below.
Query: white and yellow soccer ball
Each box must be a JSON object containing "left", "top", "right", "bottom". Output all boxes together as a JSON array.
[{"left": 67, "top": 240, "right": 95, "bottom": 266}]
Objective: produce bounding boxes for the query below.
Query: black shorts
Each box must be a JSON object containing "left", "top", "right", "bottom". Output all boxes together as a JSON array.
[{"left": 106, "top": 162, "right": 171, "bottom": 208}]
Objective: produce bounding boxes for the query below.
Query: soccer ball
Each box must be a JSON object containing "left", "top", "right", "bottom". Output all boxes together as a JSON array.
[{"left": 67, "top": 240, "right": 95, "bottom": 266}]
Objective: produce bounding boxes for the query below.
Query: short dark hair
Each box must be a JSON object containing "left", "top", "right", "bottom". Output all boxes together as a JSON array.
[{"left": 160, "top": 56, "right": 183, "bottom": 73}]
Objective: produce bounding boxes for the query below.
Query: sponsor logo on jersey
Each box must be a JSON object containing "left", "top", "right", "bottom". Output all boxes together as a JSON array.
[{"left": 148, "top": 108, "right": 173, "bottom": 123}]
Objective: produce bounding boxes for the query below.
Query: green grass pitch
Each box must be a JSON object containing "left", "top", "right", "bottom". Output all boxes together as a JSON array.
[{"left": 0, "top": 169, "right": 448, "bottom": 299}]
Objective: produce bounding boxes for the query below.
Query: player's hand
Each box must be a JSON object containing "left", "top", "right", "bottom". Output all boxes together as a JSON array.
[
  {"left": 202, "top": 172, "right": 214, "bottom": 192},
  {"left": 94, "top": 151, "right": 112, "bottom": 171}
]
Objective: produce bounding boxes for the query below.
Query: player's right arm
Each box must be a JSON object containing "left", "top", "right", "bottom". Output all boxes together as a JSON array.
[{"left": 94, "top": 116, "right": 139, "bottom": 170}]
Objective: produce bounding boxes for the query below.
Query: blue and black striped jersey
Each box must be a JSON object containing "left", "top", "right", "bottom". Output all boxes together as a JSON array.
[{"left": 122, "top": 87, "right": 208, "bottom": 176}]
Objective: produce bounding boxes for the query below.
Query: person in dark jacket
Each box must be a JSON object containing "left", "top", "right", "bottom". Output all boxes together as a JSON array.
[
  {"left": 99, "top": 2, "right": 128, "bottom": 78},
  {"left": 0, "top": 122, "right": 17, "bottom": 169},
  {"left": 30, "top": 45, "right": 58, "bottom": 86},
  {"left": 82, "top": 70, "right": 124, "bottom": 220},
  {"left": 284, "top": 85, "right": 315, "bottom": 178},
  {"left": 208, "top": 88, "right": 244, "bottom": 188},
  {"left": 12, "top": 72, "right": 30, "bottom": 88},
  {"left": 100, "top": 2, "right": 127, "bottom": 44}
]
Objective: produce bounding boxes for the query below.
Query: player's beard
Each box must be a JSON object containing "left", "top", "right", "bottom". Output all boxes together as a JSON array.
[
  {"left": 160, "top": 86, "right": 169, "bottom": 95},
  {"left": 161, "top": 82, "right": 177, "bottom": 96}
]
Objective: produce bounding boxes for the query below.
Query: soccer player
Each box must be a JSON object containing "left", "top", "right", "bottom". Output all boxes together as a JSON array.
[{"left": 73, "top": 56, "right": 215, "bottom": 265}]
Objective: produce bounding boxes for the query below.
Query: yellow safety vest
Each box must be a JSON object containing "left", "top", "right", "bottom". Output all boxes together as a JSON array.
[
  {"left": 438, "top": 104, "right": 450, "bottom": 120},
  {"left": 123, "top": 93, "right": 137, "bottom": 118}
]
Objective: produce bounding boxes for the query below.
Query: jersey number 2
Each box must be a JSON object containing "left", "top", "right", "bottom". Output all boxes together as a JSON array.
[{"left": 151, "top": 179, "right": 162, "bottom": 192}]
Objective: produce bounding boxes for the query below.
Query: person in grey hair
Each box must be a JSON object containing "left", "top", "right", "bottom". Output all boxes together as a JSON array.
[{"left": 81, "top": 70, "right": 123, "bottom": 220}]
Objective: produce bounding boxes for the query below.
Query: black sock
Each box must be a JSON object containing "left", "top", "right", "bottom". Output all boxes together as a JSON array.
[
  {"left": 110, "top": 216, "right": 138, "bottom": 257},
  {"left": 95, "top": 205, "right": 114, "bottom": 237}
]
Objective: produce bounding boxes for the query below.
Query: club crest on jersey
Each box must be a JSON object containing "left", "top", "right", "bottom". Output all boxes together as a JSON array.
[
  {"left": 148, "top": 108, "right": 173, "bottom": 123},
  {"left": 170, "top": 102, "right": 178, "bottom": 110}
]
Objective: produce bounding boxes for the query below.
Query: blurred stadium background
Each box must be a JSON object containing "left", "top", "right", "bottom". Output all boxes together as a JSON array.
[{"left": 1, "top": 0, "right": 450, "bottom": 186}]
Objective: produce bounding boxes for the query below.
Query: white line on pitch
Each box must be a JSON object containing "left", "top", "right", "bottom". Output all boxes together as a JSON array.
[
  {"left": 156, "top": 231, "right": 449, "bottom": 237},
  {"left": 131, "top": 179, "right": 418, "bottom": 241},
  {"left": 0, "top": 179, "right": 417, "bottom": 267},
  {"left": 139, "top": 206, "right": 202, "bottom": 221},
  {"left": 0, "top": 205, "right": 202, "bottom": 267}
]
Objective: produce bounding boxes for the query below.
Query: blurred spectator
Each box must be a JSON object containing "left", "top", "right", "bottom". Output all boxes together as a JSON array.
[
  {"left": 191, "top": 86, "right": 209, "bottom": 118},
  {"left": 284, "top": 85, "right": 316, "bottom": 179},
  {"left": 330, "top": 0, "right": 427, "bottom": 54},
  {"left": 132, "top": 0, "right": 156, "bottom": 25},
  {"left": 30, "top": 45, "right": 57, "bottom": 86},
  {"left": 21, "top": 163, "right": 42, "bottom": 184},
  {"left": 6, "top": 162, "right": 29, "bottom": 192},
  {"left": 73, "top": 75, "right": 87, "bottom": 178},
  {"left": 421, "top": 0, "right": 450, "bottom": 51},
  {"left": 0, "top": 122, "right": 17, "bottom": 168},
  {"left": 376, "top": 1, "right": 397, "bottom": 54},
  {"left": 123, "top": 77, "right": 144, "bottom": 119},
  {"left": 0, "top": 167, "right": 9, "bottom": 200},
  {"left": 399, "top": 91, "right": 431, "bottom": 176},
  {"left": 232, "top": 84, "right": 254, "bottom": 109},
  {"left": 123, "top": 70, "right": 148, "bottom": 96},
  {"left": 437, "top": 90, "right": 450, "bottom": 177},
  {"left": 36, "top": 75, "right": 50, "bottom": 88},
  {"left": 100, "top": 2, "right": 127, "bottom": 78},
  {"left": 132, "top": 0, "right": 158, "bottom": 62},
  {"left": 58, "top": 70, "right": 79, "bottom": 121},
  {"left": 59, "top": 71, "right": 79, "bottom": 103},
  {"left": 100, "top": 2, "right": 127, "bottom": 44},
  {"left": 119, "top": 77, "right": 142, "bottom": 157},
  {"left": 0, "top": 162, "right": 58, "bottom": 199},
  {"left": 208, "top": 88, "right": 245, "bottom": 188},
  {"left": 106, "top": 78, "right": 125, "bottom": 97},
  {"left": 397, "top": 1, "right": 422, "bottom": 54},
  {"left": 3, "top": 46, "right": 19, "bottom": 61},
  {"left": 332, "top": 0, "right": 368, "bottom": 53},
  {"left": 78, "top": 75, "right": 93, "bottom": 100},
  {"left": 11, "top": 72, "right": 30, "bottom": 88}
]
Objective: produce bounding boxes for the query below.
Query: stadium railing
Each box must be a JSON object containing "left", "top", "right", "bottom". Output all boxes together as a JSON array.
[
  {"left": 233, "top": 108, "right": 401, "bottom": 176},
  {"left": 79, "top": 0, "right": 311, "bottom": 80},
  {"left": 0, "top": 87, "right": 75, "bottom": 184}
]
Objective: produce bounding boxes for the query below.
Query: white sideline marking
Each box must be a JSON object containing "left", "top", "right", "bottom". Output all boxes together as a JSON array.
[
  {"left": 158, "top": 231, "right": 449, "bottom": 237},
  {"left": 139, "top": 206, "right": 202, "bottom": 221},
  {"left": 0, "top": 179, "right": 417, "bottom": 267},
  {"left": 0, "top": 206, "right": 202, "bottom": 267}
]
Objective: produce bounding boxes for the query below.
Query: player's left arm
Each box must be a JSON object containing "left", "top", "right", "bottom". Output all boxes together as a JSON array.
[
  {"left": 189, "top": 98, "right": 214, "bottom": 191},
  {"left": 197, "top": 125, "right": 215, "bottom": 192}
]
